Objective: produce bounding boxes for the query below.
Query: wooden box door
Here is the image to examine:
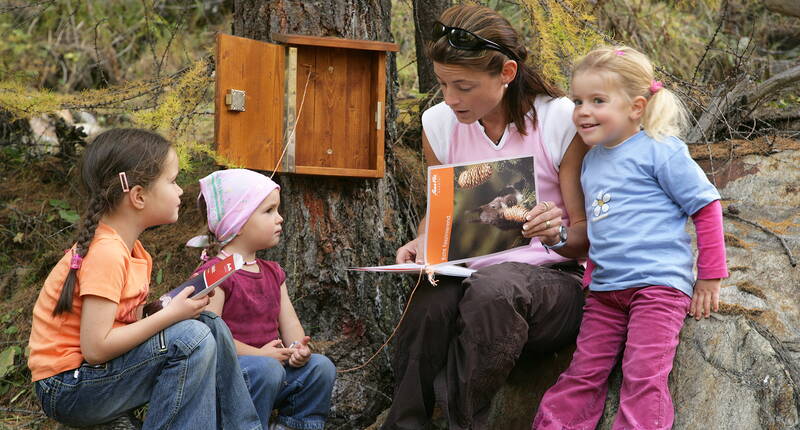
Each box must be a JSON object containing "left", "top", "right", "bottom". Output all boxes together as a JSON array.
[{"left": 215, "top": 33, "right": 285, "bottom": 172}]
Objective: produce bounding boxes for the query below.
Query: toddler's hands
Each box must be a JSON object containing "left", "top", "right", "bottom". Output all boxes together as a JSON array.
[
  {"left": 288, "top": 336, "right": 312, "bottom": 368},
  {"left": 690, "top": 279, "right": 721, "bottom": 320},
  {"left": 163, "top": 287, "right": 209, "bottom": 322},
  {"left": 259, "top": 339, "right": 293, "bottom": 364}
]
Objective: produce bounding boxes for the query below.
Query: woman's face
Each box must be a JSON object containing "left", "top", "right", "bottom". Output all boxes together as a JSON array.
[{"left": 433, "top": 62, "right": 509, "bottom": 124}]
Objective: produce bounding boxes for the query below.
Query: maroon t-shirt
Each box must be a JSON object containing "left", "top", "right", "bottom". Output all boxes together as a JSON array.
[{"left": 195, "top": 258, "right": 285, "bottom": 348}]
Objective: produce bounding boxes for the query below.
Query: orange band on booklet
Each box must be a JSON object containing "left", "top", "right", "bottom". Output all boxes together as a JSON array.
[{"left": 425, "top": 167, "right": 454, "bottom": 265}]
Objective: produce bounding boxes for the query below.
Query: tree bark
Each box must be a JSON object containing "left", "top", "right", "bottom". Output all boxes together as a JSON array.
[
  {"left": 412, "top": 0, "right": 451, "bottom": 94},
  {"left": 231, "top": 1, "right": 414, "bottom": 427}
]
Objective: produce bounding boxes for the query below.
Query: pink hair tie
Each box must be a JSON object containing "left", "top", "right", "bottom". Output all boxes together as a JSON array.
[
  {"left": 614, "top": 49, "right": 625, "bottom": 56},
  {"left": 69, "top": 251, "right": 83, "bottom": 270},
  {"left": 649, "top": 80, "right": 663, "bottom": 94}
]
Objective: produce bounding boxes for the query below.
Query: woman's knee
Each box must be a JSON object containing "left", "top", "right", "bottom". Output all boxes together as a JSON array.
[{"left": 404, "top": 279, "right": 464, "bottom": 326}]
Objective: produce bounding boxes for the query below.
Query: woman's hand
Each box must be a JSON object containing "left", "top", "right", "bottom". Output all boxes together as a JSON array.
[
  {"left": 287, "top": 336, "right": 312, "bottom": 368},
  {"left": 689, "top": 279, "right": 721, "bottom": 320},
  {"left": 396, "top": 237, "right": 423, "bottom": 264},
  {"left": 522, "top": 201, "right": 563, "bottom": 245},
  {"left": 259, "top": 339, "right": 293, "bottom": 364}
]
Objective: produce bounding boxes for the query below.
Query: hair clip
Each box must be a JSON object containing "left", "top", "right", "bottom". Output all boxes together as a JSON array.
[
  {"left": 69, "top": 251, "right": 83, "bottom": 270},
  {"left": 119, "top": 172, "right": 130, "bottom": 192},
  {"left": 614, "top": 49, "right": 625, "bottom": 56},
  {"left": 649, "top": 80, "right": 663, "bottom": 94}
]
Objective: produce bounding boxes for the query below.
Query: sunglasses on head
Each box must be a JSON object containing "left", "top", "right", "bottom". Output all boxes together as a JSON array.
[{"left": 432, "top": 21, "right": 520, "bottom": 62}]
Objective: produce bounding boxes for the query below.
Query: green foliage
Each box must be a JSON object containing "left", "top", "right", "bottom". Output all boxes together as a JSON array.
[
  {"left": 49, "top": 199, "right": 80, "bottom": 224},
  {"left": 518, "top": 0, "right": 605, "bottom": 88},
  {"left": 0, "top": 0, "right": 230, "bottom": 91}
]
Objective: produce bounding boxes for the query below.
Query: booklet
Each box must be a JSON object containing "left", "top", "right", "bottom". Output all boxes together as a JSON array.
[
  {"left": 143, "top": 253, "right": 244, "bottom": 315},
  {"left": 350, "top": 263, "right": 476, "bottom": 278},
  {"left": 352, "top": 155, "right": 537, "bottom": 277}
]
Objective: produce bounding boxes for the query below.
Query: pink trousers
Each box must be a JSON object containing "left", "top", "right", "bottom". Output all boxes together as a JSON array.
[{"left": 533, "top": 286, "right": 691, "bottom": 430}]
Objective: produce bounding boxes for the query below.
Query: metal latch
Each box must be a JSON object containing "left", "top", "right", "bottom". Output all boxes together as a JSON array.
[{"left": 225, "top": 89, "right": 246, "bottom": 112}]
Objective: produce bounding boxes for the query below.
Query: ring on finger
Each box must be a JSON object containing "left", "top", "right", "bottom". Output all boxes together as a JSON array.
[{"left": 545, "top": 219, "right": 551, "bottom": 229}]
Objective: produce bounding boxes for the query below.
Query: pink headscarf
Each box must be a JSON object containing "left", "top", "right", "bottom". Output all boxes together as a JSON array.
[{"left": 186, "top": 169, "right": 280, "bottom": 248}]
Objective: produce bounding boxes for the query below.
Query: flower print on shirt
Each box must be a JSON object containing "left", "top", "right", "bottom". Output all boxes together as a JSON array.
[{"left": 592, "top": 191, "right": 612, "bottom": 221}]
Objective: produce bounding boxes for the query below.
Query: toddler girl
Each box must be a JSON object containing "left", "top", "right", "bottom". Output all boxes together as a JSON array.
[
  {"left": 533, "top": 46, "right": 728, "bottom": 429},
  {"left": 187, "top": 169, "right": 336, "bottom": 430},
  {"left": 28, "top": 129, "right": 261, "bottom": 429}
]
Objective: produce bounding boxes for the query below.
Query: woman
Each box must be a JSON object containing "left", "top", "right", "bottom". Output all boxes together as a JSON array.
[{"left": 382, "top": 5, "right": 589, "bottom": 430}]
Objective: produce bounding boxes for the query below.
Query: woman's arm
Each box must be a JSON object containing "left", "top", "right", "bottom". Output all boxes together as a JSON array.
[
  {"left": 80, "top": 287, "right": 208, "bottom": 364},
  {"left": 523, "top": 135, "right": 590, "bottom": 258},
  {"left": 396, "top": 131, "right": 441, "bottom": 264},
  {"left": 551, "top": 134, "right": 590, "bottom": 258}
]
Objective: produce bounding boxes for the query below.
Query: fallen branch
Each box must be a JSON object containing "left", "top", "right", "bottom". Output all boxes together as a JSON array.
[
  {"left": 687, "top": 64, "right": 800, "bottom": 144},
  {"left": 724, "top": 211, "right": 797, "bottom": 267}
]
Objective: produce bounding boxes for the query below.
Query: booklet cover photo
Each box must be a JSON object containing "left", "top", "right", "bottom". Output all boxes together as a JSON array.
[{"left": 353, "top": 155, "right": 536, "bottom": 277}]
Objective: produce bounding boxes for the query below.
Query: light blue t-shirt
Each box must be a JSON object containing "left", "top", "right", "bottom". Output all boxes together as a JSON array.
[{"left": 581, "top": 131, "right": 720, "bottom": 297}]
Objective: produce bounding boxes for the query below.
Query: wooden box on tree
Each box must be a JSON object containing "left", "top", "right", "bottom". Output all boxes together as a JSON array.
[{"left": 215, "top": 33, "right": 399, "bottom": 178}]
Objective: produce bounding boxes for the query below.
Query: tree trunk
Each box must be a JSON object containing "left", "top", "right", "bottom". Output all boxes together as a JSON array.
[
  {"left": 412, "top": 0, "right": 451, "bottom": 94},
  {"left": 231, "top": 1, "right": 414, "bottom": 427}
]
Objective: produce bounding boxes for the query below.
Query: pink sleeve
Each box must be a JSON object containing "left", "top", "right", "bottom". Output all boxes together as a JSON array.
[{"left": 691, "top": 200, "right": 729, "bottom": 279}]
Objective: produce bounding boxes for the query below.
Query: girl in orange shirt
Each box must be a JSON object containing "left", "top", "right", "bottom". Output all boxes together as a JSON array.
[{"left": 27, "top": 129, "right": 261, "bottom": 429}]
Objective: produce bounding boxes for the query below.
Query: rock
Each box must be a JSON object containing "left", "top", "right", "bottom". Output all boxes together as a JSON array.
[{"left": 486, "top": 148, "right": 800, "bottom": 429}]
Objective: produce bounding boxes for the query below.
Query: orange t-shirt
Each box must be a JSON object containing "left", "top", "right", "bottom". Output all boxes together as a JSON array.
[{"left": 28, "top": 223, "right": 151, "bottom": 381}]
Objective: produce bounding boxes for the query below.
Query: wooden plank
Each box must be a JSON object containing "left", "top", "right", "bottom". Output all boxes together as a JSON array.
[
  {"left": 344, "top": 51, "right": 373, "bottom": 170},
  {"left": 293, "top": 47, "right": 317, "bottom": 173},
  {"left": 294, "top": 165, "right": 382, "bottom": 178},
  {"left": 215, "top": 33, "right": 285, "bottom": 172},
  {"left": 328, "top": 49, "right": 350, "bottom": 169},
  {"left": 272, "top": 33, "right": 399, "bottom": 52},
  {"left": 374, "top": 52, "right": 386, "bottom": 177}
]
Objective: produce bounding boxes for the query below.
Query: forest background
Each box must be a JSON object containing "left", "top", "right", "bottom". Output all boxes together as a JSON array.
[{"left": 0, "top": 0, "right": 798, "bottom": 429}]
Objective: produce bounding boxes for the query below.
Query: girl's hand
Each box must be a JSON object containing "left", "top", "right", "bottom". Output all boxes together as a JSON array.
[
  {"left": 162, "top": 287, "right": 209, "bottom": 322},
  {"left": 259, "top": 339, "right": 293, "bottom": 364},
  {"left": 522, "top": 201, "right": 563, "bottom": 244},
  {"left": 396, "top": 237, "right": 423, "bottom": 264},
  {"left": 288, "top": 336, "right": 312, "bottom": 368},
  {"left": 690, "top": 279, "right": 721, "bottom": 320}
]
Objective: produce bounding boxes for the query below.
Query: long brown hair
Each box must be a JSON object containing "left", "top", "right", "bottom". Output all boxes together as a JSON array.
[
  {"left": 54, "top": 128, "right": 172, "bottom": 315},
  {"left": 428, "top": 4, "right": 563, "bottom": 134}
]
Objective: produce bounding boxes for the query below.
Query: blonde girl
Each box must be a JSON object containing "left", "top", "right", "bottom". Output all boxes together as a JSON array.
[{"left": 534, "top": 46, "right": 728, "bottom": 429}]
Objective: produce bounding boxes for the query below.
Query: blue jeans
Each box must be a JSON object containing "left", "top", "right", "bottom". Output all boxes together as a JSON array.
[
  {"left": 239, "top": 354, "right": 336, "bottom": 430},
  {"left": 34, "top": 312, "right": 261, "bottom": 430}
]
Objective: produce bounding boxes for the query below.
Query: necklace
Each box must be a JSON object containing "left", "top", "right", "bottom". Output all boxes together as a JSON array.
[{"left": 220, "top": 249, "right": 257, "bottom": 265}]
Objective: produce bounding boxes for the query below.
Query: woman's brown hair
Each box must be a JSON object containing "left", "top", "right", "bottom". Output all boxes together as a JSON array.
[
  {"left": 54, "top": 128, "right": 173, "bottom": 315},
  {"left": 428, "top": 4, "right": 563, "bottom": 134}
]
